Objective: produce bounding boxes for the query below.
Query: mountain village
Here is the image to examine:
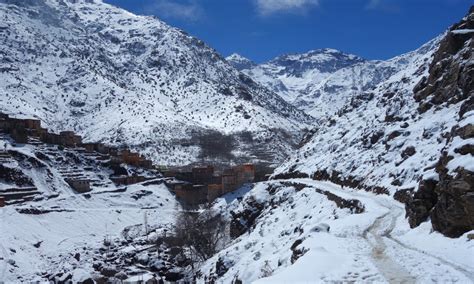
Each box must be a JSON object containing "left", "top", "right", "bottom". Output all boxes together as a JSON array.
[{"left": 0, "top": 112, "right": 255, "bottom": 208}]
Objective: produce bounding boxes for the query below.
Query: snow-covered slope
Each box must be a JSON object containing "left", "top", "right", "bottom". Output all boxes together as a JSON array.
[
  {"left": 199, "top": 180, "right": 474, "bottom": 283},
  {"left": 272, "top": 37, "right": 441, "bottom": 190},
  {"left": 0, "top": 0, "right": 311, "bottom": 166},
  {"left": 273, "top": 8, "right": 474, "bottom": 237},
  {"left": 227, "top": 43, "right": 440, "bottom": 118},
  {"left": 0, "top": 136, "right": 180, "bottom": 282}
]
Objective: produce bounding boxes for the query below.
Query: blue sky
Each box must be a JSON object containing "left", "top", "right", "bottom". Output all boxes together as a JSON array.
[{"left": 103, "top": 0, "right": 471, "bottom": 63}]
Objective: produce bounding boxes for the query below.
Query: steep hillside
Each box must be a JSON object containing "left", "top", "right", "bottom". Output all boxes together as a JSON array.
[
  {"left": 227, "top": 42, "right": 440, "bottom": 118},
  {"left": 199, "top": 181, "right": 474, "bottom": 283},
  {"left": 0, "top": 134, "right": 180, "bottom": 282},
  {"left": 0, "top": 0, "right": 312, "bottom": 166},
  {"left": 407, "top": 7, "right": 474, "bottom": 238},
  {"left": 274, "top": 8, "right": 474, "bottom": 237}
]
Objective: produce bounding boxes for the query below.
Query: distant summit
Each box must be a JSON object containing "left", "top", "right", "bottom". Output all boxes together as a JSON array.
[{"left": 226, "top": 53, "right": 256, "bottom": 71}]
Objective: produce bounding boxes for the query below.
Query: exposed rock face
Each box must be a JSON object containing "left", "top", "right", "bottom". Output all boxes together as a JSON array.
[
  {"left": 405, "top": 179, "right": 438, "bottom": 228},
  {"left": 406, "top": 7, "right": 474, "bottom": 238},
  {"left": 431, "top": 169, "right": 474, "bottom": 237},
  {"left": 229, "top": 194, "right": 266, "bottom": 238},
  {"left": 414, "top": 6, "right": 474, "bottom": 112}
]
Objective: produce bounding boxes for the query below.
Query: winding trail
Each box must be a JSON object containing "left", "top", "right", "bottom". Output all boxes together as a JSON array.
[
  {"left": 293, "top": 179, "right": 474, "bottom": 283},
  {"left": 363, "top": 210, "right": 416, "bottom": 283}
]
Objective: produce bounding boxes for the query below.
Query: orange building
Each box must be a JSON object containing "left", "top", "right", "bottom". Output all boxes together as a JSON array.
[
  {"left": 207, "top": 183, "right": 223, "bottom": 202},
  {"left": 235, "top": 164, "right": 256, "bottom": 184}
]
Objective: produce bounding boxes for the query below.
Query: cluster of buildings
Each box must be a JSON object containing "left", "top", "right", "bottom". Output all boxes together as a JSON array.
[
  {"left": 0, "top": 113, "right": 155, "bottom": 192},
  {"left": 0, "top": 113, "right": 256, "bottom": 204},
  {"left": 165, "top": 164, "right": 255, "bottom": 205}
]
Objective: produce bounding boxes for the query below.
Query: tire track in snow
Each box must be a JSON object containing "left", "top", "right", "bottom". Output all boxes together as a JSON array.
[
  {"left": 381, "top": 203, "right": 474, "bottom": 281},
  {"left": 363, "top": 210, "right": 417, "bottom": 283}
]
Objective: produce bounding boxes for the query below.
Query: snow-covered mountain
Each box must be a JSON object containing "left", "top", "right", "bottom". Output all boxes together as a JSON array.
[
  {"left": 0, "top": 0, "right": 312, "bottom": 166},
  {"left": 225, "top": 53, "right": 256, "bottom": 70},
  {"left": 226, "top": 44, "right": 439, "bottom": 118},
  {"left": 273, "top": 8, "right": 473, "bottom": 238},
  {"left": 1, "top": 1, "right": 473, "bottom": 283}
]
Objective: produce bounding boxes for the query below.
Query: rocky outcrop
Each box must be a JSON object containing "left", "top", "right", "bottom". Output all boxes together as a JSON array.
[
  {"left": 311, "top": 170, "right": 389, "bottom": 195},
  {"left": 414, "top": 6, "right": 474, "bottom": 113},
  {"left": 431, "top": 169, "right": 474, "bottom": 237},
  {"left": 229, "top": 195, "right": 266, "bottom": 238},
  {"left": 406, "top": 179, "right": 438, "bottom": 228},
  {"left": 407, "top": 7, "right": 474, "bottom": 238}
]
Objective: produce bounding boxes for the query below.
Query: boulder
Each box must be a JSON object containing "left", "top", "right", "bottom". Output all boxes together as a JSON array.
[
  {"left": 431, "top": 169, "right": 474, "bottom": 237},
  {"left": 406, "top": 179, "right": 438, "bottom": 228},
  {"left": 401, "top": 146, "right": 416, "bottom": 159}
]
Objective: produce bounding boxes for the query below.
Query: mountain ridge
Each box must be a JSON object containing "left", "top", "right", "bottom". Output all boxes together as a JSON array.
[
  {"left": 0, "top": 0, "right": 312, "bottom": 166},
  {"left": 227, "top": 38, "right": 442, "bottom": 117}
]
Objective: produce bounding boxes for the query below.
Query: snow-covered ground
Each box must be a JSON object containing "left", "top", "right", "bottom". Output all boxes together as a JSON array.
[
  {"left": 200, "top": 179, "right": 474, "bottom": 283},
  {"left": 0, "top": 136, "right": 472, "bottom": 283},
  {"left": 0, "top": 137, "right": 181, "bottom": 282},
  {"left": 0, "top": 182, "right": 180, "bottom": 283}
]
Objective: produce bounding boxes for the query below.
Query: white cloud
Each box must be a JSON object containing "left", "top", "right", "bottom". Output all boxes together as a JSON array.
[
  {"left": 145, "top": 0, "right": 203, "bottom": 22},
  {"left": 254, "top": 0, "right": 319, "bottom": 16},
  {"left": 365, "top": 0, "right": 381, "bottom": 9},
  {"left": 365, "top": 0, "right": 400, "bottom": 12}
]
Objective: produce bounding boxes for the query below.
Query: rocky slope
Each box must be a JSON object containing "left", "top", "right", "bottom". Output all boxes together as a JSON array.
[
  {"left": 406, "top": 7, "right": 474, "bottom": 238},
  {"left": 0, "top": 0, "right": 312, "bottom": 166},
  {"left": 273, "top": 7, "right": 474, "bottom": 237}
]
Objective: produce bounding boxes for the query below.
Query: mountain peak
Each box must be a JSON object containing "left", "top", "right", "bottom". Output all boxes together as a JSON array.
[
  {"left": 226, "top": 53, "right": 256, "bottom": 70},
  {"left": 271, "top": 48, "right": 365, "bottom": 66}
]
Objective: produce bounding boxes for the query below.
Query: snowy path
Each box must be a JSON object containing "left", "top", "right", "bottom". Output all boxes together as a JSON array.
[
  {"left": 293, "top": 179, "right": 474, "bottom": 283},
  {"left": 363, "top": 210, "right": 416, "bottom": 283}
]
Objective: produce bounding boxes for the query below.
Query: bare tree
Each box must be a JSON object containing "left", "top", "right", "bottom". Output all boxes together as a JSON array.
[{"left": 174, "top": 209, "right": 227, "bottom": 262}]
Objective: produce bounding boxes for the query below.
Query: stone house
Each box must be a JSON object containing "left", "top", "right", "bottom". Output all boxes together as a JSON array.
[
  {"left": 42, "top": 132, "right": 61, "bottom": 145},
  {"left": 59, "top": 131, "right": 82, "bottom": 147},
  {"left": 207, "top": 183, "right": 223, "bottom": 202},
  {"left": 222, "top": 169, "right": 238, "bottom": 193},
  {"left": 139, "top": 158, "right": 153, "bottom": 169},
  {"left": 192, "top": 165, "right": 214, "bottom": 184},
  {"left": 235, "top": 164, "right": 255, "bottom": 184},
  {"left": 10, "top": 127, "right": 28, "bottom": 143},
  {"left": 82, "top": 143, "right": 102, "bottom": 152},
  {"left": 166, "top": 164, "right": 255, "bottom": 205},
  {"left": 174, "top": 183, "right": 208, "bottom": 205},
  {"left": 66, "top": 178, "right": 91, "bottom": 193},
  {"left": 23, "top": 119, "right": 41, "bottom": 130}
]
